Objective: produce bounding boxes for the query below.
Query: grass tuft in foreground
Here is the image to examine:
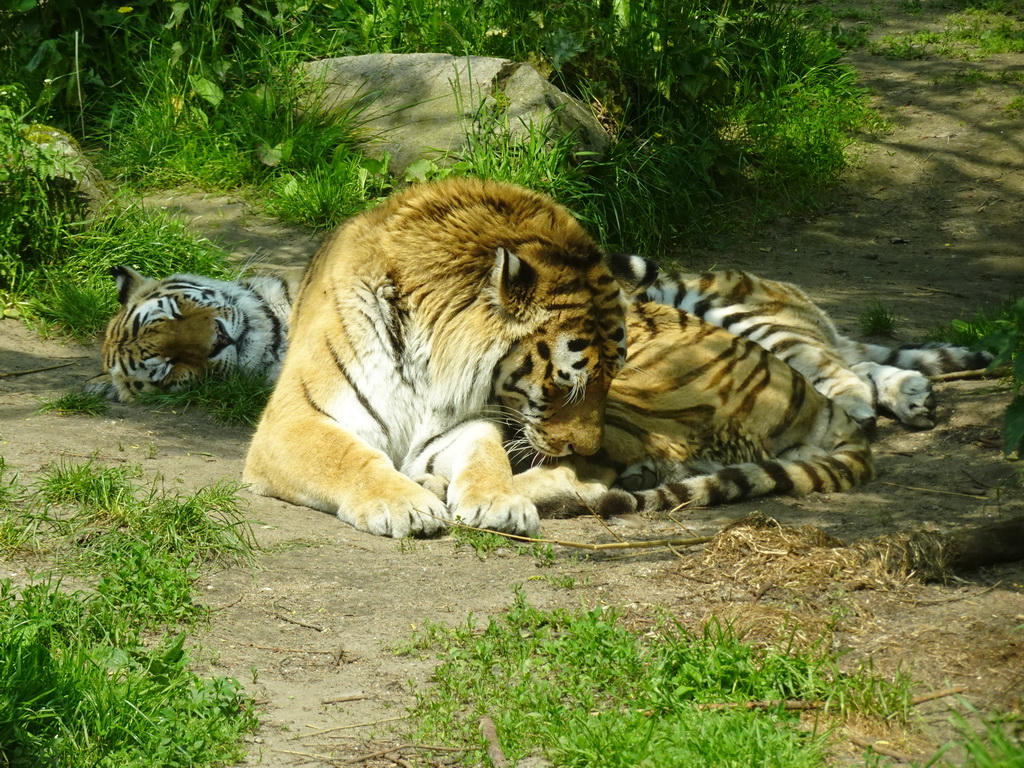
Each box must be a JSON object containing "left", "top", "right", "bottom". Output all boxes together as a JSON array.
[
  {"left": 402, "top": 590, "right": 913, "bottom": 766},
  {"left": 0, "top": 459, "right": 259, "bottom": 767}
]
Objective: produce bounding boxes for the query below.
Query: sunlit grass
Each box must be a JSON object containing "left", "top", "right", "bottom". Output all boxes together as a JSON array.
[
  {"left": 401, "top": 590, "right": 916, "bottom": 766},
  {"left": 0, "top": 458, "right": 259, "bottom": 766}
]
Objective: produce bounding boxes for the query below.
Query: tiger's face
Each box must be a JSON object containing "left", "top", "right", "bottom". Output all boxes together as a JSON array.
[
  {"left": 492, "top": 249, "right": 655, "bottom": 458},
  {"left": 99, "top": 267, "right": 252, "bottom": 401}
]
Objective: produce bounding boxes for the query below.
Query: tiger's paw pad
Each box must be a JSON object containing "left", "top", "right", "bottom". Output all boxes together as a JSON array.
[
  {"left": 882, "top": 371, "right": 936, "bottom": 429},
  {"left": 450, "top": 493, "right": 540, "bottom": 537}
]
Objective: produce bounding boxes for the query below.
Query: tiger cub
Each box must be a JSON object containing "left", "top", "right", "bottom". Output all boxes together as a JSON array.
[
  {"left": 642, "top": 268, "right": 992, "bottom": 430},
  {"left": 512, "top": 296, "right": 875, "bottom": 519},
  {"left": 242, "top": 177, "right": 658, "bottom": 538},
  {"left": 85, "top": 266, "right": 296, "bottom": 402}
]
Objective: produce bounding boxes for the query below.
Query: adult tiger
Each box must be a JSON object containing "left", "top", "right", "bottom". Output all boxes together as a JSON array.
[
  {"left": 243, "top": 178, "right": 657, "bottom": 538},
  {"left": 642, "top": 268, "right": 992, "bottom": 430},
  {"left": 510, "top": 295, "right": 875, "bottom": 519},
  {"left": 85, "top": 266, "right": 296, "bottom": 402}
]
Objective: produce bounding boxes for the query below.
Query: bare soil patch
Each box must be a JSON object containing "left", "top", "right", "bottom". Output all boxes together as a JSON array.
[{"left": 1, "top": 8, "right": 1023, "bottom": 765}]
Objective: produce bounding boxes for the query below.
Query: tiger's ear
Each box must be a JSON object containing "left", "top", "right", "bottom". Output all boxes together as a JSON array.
[
  {"left": 606, "top": 252, "right": 659, "bottom": 296},
  {"left": 494, "top": 246, "right": 536, "bottom": 315},
  {"left": 110, "top": 265, "right": 148, "bottom": 306}
]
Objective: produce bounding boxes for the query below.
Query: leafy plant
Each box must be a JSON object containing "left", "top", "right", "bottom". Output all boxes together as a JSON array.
[
  {"left": 941, "top": 296, "right": 1024, "bottom": 456},
  {"left": 964, "top": 298, "right": 1024, "bottom": 456}
]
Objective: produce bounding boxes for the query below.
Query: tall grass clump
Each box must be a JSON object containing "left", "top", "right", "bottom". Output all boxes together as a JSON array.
[
  {"left": 402, "top": 591, "right": 912, "bottom": 766},
  {"left": 0, "top": 459, "right": 259, "bottom": 767},
  {"left": 0, "top": 94, "right": 233, "bottom": 336},
  {"left": 0, "top": 583, "right": 256, "bottom": 768}
]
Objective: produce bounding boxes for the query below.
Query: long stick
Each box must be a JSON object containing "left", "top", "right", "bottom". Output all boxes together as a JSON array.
[
  {"left": 699, "top": 699, "right": 825, "bottom": 711},
  {"left": 848, "top": 735, "right": 916, "bottom": 762},
  {"left": 0, "top": 362, "right": 78, "bottom": 379},
  {"left": 930, "top": 366, "right": 1007, "bottom": 382},
  {"left": 290, "top": 716, "right": 408, "bottom": 740},
  {"left": 442, "top": 518, "right": 713, "bottom": 551}
]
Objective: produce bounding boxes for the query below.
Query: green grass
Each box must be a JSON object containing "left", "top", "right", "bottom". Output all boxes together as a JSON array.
[
  {"left": 136, "top": 369, "right": 275, "bottom": 425},
  {"left": 0, "top": 584, "right": 257, "bottom": 768},
  {"left": 931, "top": 706, "right": 1024, "bottom": 766},
  {"left": 30, "top": 459, "right": 256, "bottom": 569},
  {"left": 37, "top": 391, "right": 110, "bottom": 417},
  {"left": 401, "top": 590, "right": 914, "bottom": 766},
  {"left": 0, "top": 459, "right": 259, "bottom": 767},
  {"left": 858, "top": 299, "right": 900, "bottom": 337},
  {"left": 871, "top": 6, "right": 1024, "bottom": 60}
]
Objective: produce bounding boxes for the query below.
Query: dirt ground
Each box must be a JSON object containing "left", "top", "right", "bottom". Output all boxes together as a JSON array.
[{"left": 2, "top": 5, "right": 1024, "bottom": 765}]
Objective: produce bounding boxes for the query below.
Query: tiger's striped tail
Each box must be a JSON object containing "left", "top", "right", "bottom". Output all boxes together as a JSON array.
[
  {"left": 841, "top": 339, "right": 993, "bottom": 375},
  {"left": 596, "top": 442, "right": 875, "bottom": 517}
]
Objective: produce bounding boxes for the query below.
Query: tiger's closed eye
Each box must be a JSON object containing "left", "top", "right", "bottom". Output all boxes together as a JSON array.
[{"left": 209, "top": 322, "right": 233, "bottom": 357}]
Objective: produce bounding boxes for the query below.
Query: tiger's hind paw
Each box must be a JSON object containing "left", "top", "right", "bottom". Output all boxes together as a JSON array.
[
  {"left": 880, "top": 370, "right": 936, "bottom": 429},
  {"left": 617, "top": 460, "right": 658, "bottom": 492},
  {"left": 852, "top": 362, "right": 936, "bottom": 429}
]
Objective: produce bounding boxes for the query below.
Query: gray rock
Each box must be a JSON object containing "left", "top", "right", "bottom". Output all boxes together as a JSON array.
[
  {"left": 23, "top": 124, "right": 112, "bottom": 219},
  {"left": 298, "top": 53, "right": 609, "bottom": 175}
]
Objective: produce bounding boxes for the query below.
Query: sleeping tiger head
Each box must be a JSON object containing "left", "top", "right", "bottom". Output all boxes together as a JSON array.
[
  {"left": 86, "top": 266, "right": 290, "bottom": 402},
  {"left": 490, "top": 248, "right": 659, "bottom": 458}
]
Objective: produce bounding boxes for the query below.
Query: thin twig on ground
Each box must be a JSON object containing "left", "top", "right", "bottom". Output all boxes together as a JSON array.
[
  {"left": 339, "top": 744, "right": 465, "bottom": 766},
  {"left": 911, "top": 686, "right": 966, "bottom": 706},
  {"left": 699, "top": 699, "right": 825, "bottom": 712},
  {"left": 273, "top": 608, "right": 325, "bottom": 632},
  {"left": 438, "top": 516, "right": 713, "bottom": 552},
  {"left": 290, "top": 716, "right": 409, "bottom": 741},
  {"left": 881, "top": 482, "right": 987, "bottom": 500},
  {"left": 322, "top": 695, "right": 368, "bottom": 705},
  {"left": 848, "top": 734, "right": 917, "bottom": 762}
]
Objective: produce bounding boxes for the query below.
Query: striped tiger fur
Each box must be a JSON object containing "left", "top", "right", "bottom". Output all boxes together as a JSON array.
[
  {"left": 641, "top": 268, "right": 992, "bottom": 430},
  {"left": 243, "top": 178, "right": 658, "bottom": 538},
  {"left": 85, "top": 266, "right": 296, "bottom": 402},
  {"left": 512, "top": 296, "right": 875, "bottom": 518}
]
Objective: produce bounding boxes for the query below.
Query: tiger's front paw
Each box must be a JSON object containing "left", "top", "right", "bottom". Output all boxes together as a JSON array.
[
  {"left": 339, "top": 484, "right": 450, "bottom": 538},
  {"left": 448, "top": 492, "right": 540, "bottom": 537}
]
